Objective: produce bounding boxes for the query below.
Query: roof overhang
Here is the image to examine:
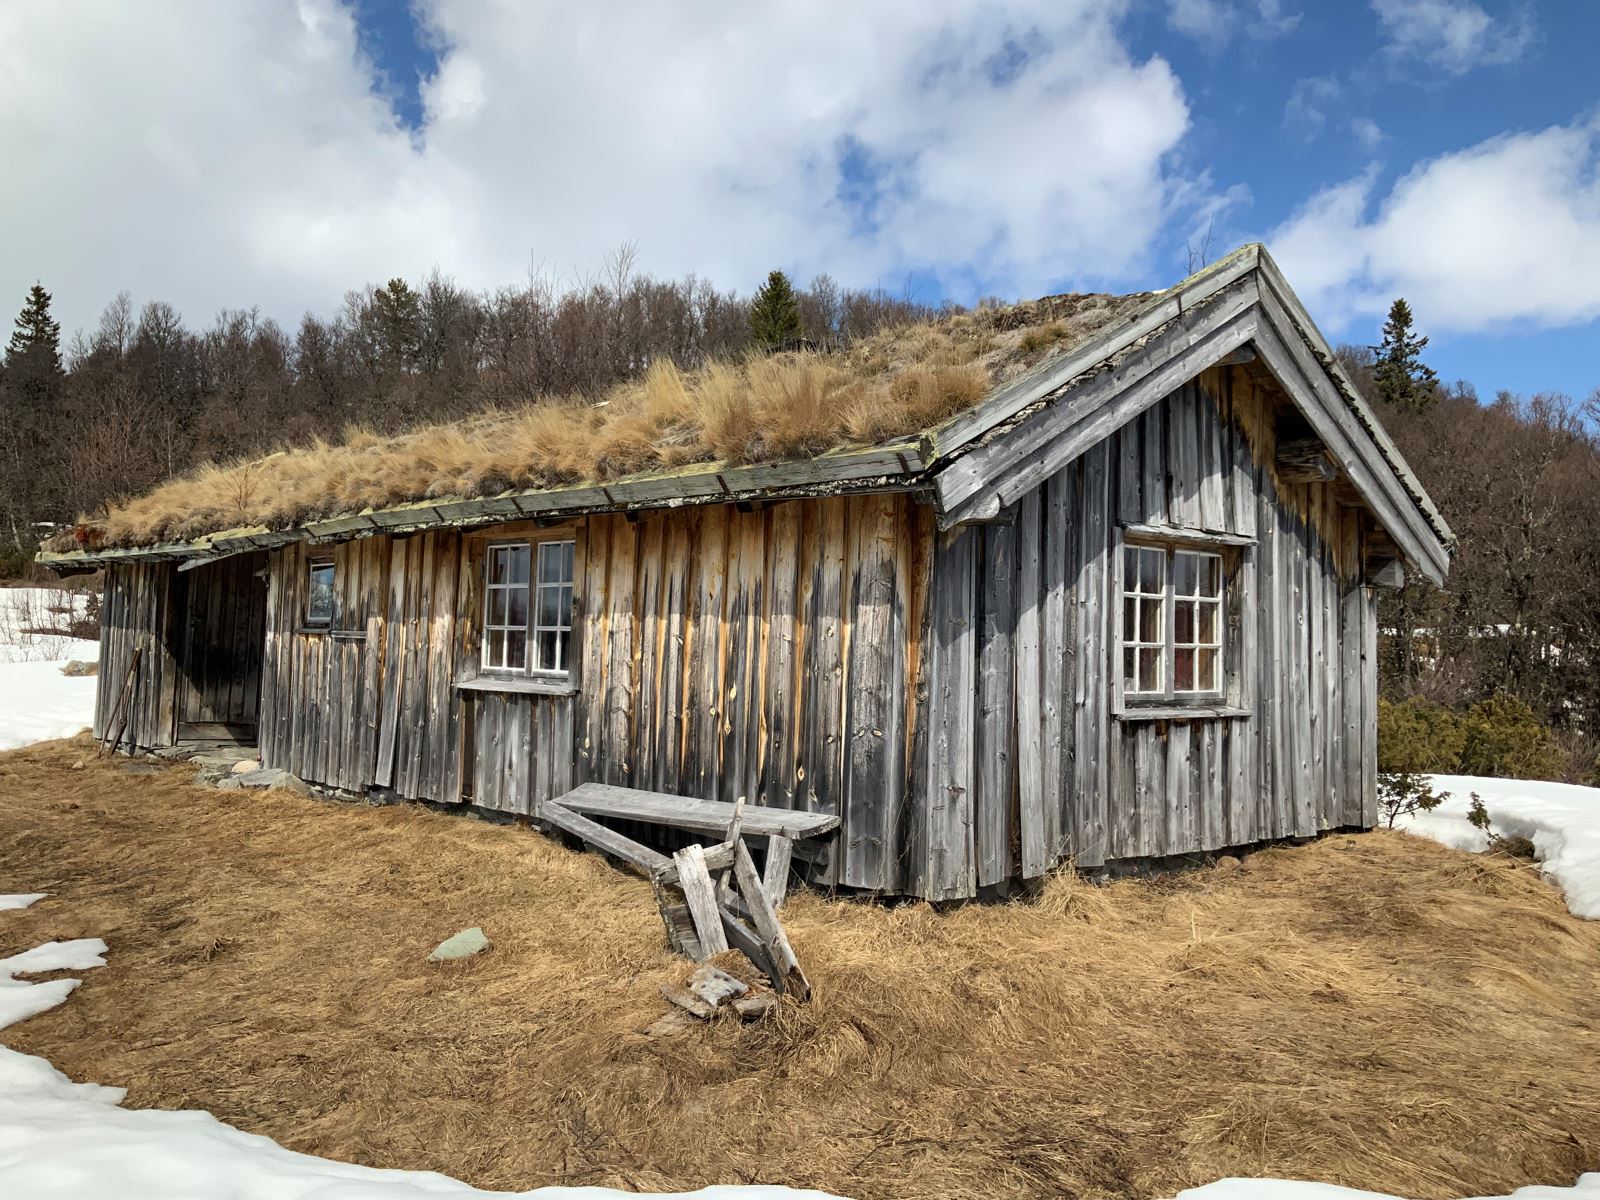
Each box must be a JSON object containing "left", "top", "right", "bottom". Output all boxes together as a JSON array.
[{"left": 920, "top": 244, "right": 1453, "bottom": 587}]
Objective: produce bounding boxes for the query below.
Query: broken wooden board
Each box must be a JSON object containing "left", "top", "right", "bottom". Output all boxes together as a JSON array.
[
  {"left": 555, "top": 782, "right": 840, "bottom": 841},
  {"left": 733, "top": 839, "right": 811, "bottom": 1000},
  {"left": 541, "top": 801, "right": 673, "bottom": 877},
  {"left": 673, "top": 843, "right": 729, "bottom": 959}
]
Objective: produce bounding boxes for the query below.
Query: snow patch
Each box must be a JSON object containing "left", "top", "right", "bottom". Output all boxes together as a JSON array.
[
  {"left": 1179, "top": 1174, "right": 1600, "bottom": 1200},
  {"left": 0, "top": 894, "right": 48, "bottom": 911},
  {"left": 0, "top": 937, "right": 107, "bottom": 1031},
  {"left": 1397, "top": 775, "right": 1600, "bottom": 919}
]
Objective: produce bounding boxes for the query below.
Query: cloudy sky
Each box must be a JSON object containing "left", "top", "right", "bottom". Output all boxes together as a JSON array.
[{"left": 1, "top": 0, "right": 1595, "bottom": 397}]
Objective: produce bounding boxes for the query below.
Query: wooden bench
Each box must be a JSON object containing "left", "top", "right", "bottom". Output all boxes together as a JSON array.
[{"left": 551, "top": 782, "right": 840, "bottom": 841}]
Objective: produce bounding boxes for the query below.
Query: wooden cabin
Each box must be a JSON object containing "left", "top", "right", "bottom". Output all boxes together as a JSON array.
[{"left": 43, "top": 245, "right": 1452, "bottom": 901}]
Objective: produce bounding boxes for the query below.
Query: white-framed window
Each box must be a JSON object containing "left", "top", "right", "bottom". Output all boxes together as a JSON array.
[
  {"left": 1120, "top": 542, "right": 1224, "bottom": 701},
  {"left": 482, "top": 539, "right": 574, "bottom": 675},
  {"left": 305, "top": 559, "right": 335, "bottom": 627}
]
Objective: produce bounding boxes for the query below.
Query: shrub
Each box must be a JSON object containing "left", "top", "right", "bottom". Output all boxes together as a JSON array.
[
  {"left": 1377, "top": 697, "right": 1466, "bottom": 775},
  {"left": 1376, "top": 771, "right": 1448, "bottom": 828},
  {"left": 1378, "top": 694, "right": 1568, "bottom": 782},
  {"left": 1456, "top": 696, "right": 1567, "bottom": 780}
]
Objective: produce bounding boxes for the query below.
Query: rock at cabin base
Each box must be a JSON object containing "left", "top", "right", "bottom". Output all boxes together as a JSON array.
[
  {"left": 235, "top": 768, "right": 308, "bottom": 794},
  {"left": 231, "top": 758, "right": 262, "bottom": 775},
  {"left": 428, "top": 927, "right": 490, "bottom": 962},
  {"left": 60, "top": 660, "right": 98, "bottom": 677}
]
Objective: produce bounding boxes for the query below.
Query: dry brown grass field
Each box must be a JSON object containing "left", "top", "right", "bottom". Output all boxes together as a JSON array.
[{"left": 2, "top": 735, "right": 1598, "bottom": 1200}]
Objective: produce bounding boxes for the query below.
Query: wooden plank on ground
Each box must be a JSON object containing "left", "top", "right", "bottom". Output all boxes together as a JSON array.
[
  {"left": 540, "top": 801, "right": 672, "bottom": 876},
  {"left": 555, "top": 781, "right": 840, "bottom": 839},
  {"left": 674, "top": 843, "right": 729, "bottom": 959},
  {"left": 733, "top": 838, "right": 809, "bottom": 999}
]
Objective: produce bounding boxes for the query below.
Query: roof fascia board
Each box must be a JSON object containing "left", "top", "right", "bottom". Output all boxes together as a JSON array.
[
  {"left": 925, "top": 243, "right": 1261, "bottom": 462},
  {"left": 935, "top": 274, "right": 1261, "bottom": 520},
  {"left": 1251, "top": 301, "right": 1450, "bottom": 585},
  {"left": 1255, "top": 249, "right": 1454, "bottom": 545}
]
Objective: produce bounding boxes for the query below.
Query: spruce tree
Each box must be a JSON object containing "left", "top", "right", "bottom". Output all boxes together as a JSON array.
[
  {"left": 1371, "top": 298, "right": 1438, "bottom": 412},
  {"left": 372, "top": 277, "right": 422, "bottom": 369},
  {"left": 5, "top": 283, "right": 64, "bottom": 376},
  {"left": 749, "top": 270, "right": 804, "bottom": 350}
]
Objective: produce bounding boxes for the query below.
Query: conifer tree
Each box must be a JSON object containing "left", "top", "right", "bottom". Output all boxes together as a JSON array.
[
  {"left": 372, "top": 277, "right": 422, "bottom": 369},
  {"left": 749, "top": 270, "right": 803, "bottom": 350},
  {"left": 1371, "top": 298, "right": 1438, "bottom": 411},
  {"left": 0, "top": 283, "right": 65, "bottom": 554}
]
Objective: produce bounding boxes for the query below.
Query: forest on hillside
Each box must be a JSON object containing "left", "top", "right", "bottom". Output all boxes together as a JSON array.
[{"left": 2, "top": 261, "right": 1597, "bottom": 778}]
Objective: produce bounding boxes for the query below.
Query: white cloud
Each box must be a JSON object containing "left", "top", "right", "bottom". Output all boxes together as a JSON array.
[
  {"left": 1168, "top": 0, "right": 1300, "bottom": 46},
  {"left": 0, "top": 0, "right": 1201, "bottom": 337},
  {"left": 1283, "top": 76, "right": 1341, "bottom": 141},
  {"left": 1268, "top": 114, "right": 1600, "bottom": 332},
  {"left": 1350, "top": 117, "right": 1387, "bottom": 150},
  {"left": 1370, "top": 0, "right": 1535, "bottom": 75}
]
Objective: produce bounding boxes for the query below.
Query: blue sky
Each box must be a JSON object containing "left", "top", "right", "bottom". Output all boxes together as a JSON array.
[{"left": 2, "top": 1, "right": 1597, "bottom": 401}]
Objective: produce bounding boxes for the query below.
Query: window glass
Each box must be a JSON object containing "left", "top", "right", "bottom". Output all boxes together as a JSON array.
[
  {"left": 307, "top": 561, "right": 335, "bottom": 626},
  {"left": 482, "top": 539, "right": 575, "bottom": 675},
  {"left": 1121, "top": 544, "right": 1226, "bottom": 700}
]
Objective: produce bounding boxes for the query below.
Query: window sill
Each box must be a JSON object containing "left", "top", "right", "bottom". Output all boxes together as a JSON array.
[
  {"left": 1116, "top": 705, "right": 1251, "bottom": 722},
  {"left": 295, "top": 627, "right": 364, "bottom": 640},
  {"left": 456, "top": 674, "right": 578, "bottom": 698}
]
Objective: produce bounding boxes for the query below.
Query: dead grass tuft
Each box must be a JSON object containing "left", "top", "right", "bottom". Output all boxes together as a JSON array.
[
  {"left": 17, "top": 740, "right": 1592, "bottom": 1199},
  {"left": 75, "top": 290, "right": 1151, "bottom": 550}
]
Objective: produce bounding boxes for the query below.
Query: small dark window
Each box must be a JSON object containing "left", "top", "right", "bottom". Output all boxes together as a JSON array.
[{"left": 306, "top": 560, "right": 335, "bottom": 627}]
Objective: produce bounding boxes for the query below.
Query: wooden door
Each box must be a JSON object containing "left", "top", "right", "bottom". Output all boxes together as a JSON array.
[{"left": 178, "top": 552, "right": 268, "bottom": 741}]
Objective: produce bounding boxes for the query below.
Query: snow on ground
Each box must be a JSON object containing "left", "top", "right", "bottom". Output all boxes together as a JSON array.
[
  {"left": 1397, "top": 775, "right": 1600, "bottom": 919},
  {"left": 0, "top": 586, "right": 98, "bottom": 751},
  {"left": 1179, "top": 1176, "right": 1600, "bottom": 1200},
  {"left": 0, "top": 937, "right": 107, "bottom": 1029},
  {"left": 0, "top": 894, "right": 48, "bottom": 911}
]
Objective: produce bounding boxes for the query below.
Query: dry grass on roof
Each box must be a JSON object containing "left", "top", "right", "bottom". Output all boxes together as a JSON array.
[
  {"left": 78, "top": 290, "right": 1151, "bottom": 549},
  {"left": 5, "top": 735, "right": 1600, "bottom": 1200}
]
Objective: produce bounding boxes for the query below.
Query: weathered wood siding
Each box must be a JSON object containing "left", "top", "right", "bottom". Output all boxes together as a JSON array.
[
  {"left": 916, "top": 364, "right": 1380, "bottom": 897},
  {"left": 95, "top": 561, "right": 181, "bottom": 752},
  {"left": 576, "top": 497, "right": 931, "bottom": 892}
]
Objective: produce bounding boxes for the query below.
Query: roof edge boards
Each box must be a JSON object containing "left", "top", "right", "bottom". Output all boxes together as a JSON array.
[{"left": 925, "top": 243, "right": 1263, "bottom": 462}]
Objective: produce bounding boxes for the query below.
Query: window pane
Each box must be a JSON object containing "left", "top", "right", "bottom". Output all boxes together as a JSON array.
[
  {"left": 536, "top": 629, "right": 558, "bottom": 672},
  {"left": 559, "top": 584, "right": 574, "bottom": 628},
  {"left": 1123, "top": 648, "right": 1137, "bottom": 689},
  {"left": 506, "top": 629, "right": 527, "bottom": 671},
  {"left": 1174, "top": 646, "right": 1195, "bottom": 691},
  {"left": 537, "top": 542, "right": 561, "bottom": 584},
  {"left": 487, "top": 586, "right": 507, "bottom": 628},
  {"left": 1197, "top": 648, "right": 1218, "bottom": 692},
  {"left": 1200, "top": 555, "right": 1222, "bottom": 598},
  {"left": 1173, "top": 552, "right": 1197, "bottom": 597},
  {"left": 1175, "top": 600, "right": 1194, "bottom": 644},
  {"left": 486, "top": 629, "right": 505, "bottom": 669},
  {"left": 308, "top": 564, "right": 334, "bottom": 623},
  {"left": 562, "top": 540, "right": 575, "bottom": 579},
  {"left": 509, "top": 545, "right": 531, "bottom": 585},
  {"left": 1139, "top": 598, "right": 1161, "bottom": 643},
  {"left": 1198, "top": 601, "right": 1218, "bottom": 644},
  {"left": 1139, "top": 648, "right": 1161, "bottom": 692},
  {"left": 1139, "top": 548, "right": 1163, "bottom": 593},
  {"left": 1124, "top": 547, "right": 1139, "bottom": 586},
  {"left": 1123, "top": 598, "right": 1136, "bottom": 640},
  {"left": 537, "top": 584, "right": 561, "bottom": 629},
  {"left": 507, "top": 585, "right": 529, "bottom": 629}
]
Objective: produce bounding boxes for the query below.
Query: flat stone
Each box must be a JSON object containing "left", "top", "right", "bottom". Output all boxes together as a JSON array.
[
  {"left": 214, "top": 777, "right": 242, "bottom": 791},
  {"left": 236, "top": 768, "right": 308, "bottom": 794},
  {"left": 60, "top": 660, "right": 98, "bottom": 677},
  {"left": 428, "top": 927, "right": 490, "bottom": 962},
  {"left": 732, "top": 993, "right": 777, "bottom": 1021}
]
